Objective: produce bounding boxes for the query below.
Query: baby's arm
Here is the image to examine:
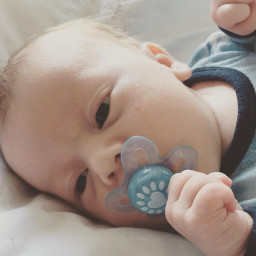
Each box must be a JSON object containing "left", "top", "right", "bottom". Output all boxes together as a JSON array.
[
  {"left": 165, "top": 170, "right": 253, "bottom": 256},
  {"left": 211, "top": 0, "right": 256, "bottom": 35}
]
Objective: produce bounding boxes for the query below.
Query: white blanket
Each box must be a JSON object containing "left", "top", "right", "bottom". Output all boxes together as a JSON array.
[{"left": 0, "top": 0, "right": 216, "bottom": 255}]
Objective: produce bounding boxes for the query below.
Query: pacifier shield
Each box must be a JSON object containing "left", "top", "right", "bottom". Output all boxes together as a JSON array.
[{"left": 105, "top": 136, "right": 198, "bottom": 215}]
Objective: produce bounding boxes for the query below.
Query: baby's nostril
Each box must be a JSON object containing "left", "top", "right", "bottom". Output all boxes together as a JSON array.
[
  {"left": 115, "top": 153, "right": 121, "bottom": 162},
  {"left": 108, "top": 172, "right": 115, "bottom": 178}
]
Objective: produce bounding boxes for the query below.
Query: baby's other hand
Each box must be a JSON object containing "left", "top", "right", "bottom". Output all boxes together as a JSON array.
[
  {"left": 165, "top": 170, "right": 253, "bottom": 256},
  {"left": 211, "top": 0, "right": 256, "bottom": 35}
]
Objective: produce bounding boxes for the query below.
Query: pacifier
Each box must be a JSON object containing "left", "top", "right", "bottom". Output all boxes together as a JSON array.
[{"left": 105, "top": 136, "right": 197, "bottom": 215}]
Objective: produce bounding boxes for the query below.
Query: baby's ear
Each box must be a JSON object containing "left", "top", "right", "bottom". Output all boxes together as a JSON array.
[{"left": 140, "top": 42, "right": 191, "bottom": 81}]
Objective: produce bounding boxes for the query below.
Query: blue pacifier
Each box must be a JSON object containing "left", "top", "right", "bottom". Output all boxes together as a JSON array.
[{"left": 105, "top": 136, "right": 197, "bottom": 215}]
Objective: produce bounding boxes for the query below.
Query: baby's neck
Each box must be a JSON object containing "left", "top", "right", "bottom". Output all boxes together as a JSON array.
[{"left": 192, "top": 80, "right": 238, "bottom": 157}]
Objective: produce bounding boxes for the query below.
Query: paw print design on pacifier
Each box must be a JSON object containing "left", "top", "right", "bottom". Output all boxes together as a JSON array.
[{"left": 105, "top": 136, "right": 198, "bottom": 215}]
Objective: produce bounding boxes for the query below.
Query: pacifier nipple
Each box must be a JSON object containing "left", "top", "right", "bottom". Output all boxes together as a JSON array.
[{"left": 105, "top": 136, "right": 197, "bottom": 215}]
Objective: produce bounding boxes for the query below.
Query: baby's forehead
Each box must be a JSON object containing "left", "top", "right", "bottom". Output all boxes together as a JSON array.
[
  {"left": 13, "top": 21, "right": 141, "bottom": 95},
  {"left": 28, "top": 29, "right": 97, "bottom": 66},
  {"left": 16, "top": 31, "right": 108, "bottom": 89},
  {"left": 24, "top": 21, "right": 139, "bottom": 69}
]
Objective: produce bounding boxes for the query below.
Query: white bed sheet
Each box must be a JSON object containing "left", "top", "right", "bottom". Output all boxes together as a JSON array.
[{"left": 0, "top": 0, "right": 216, "bottom": 255}]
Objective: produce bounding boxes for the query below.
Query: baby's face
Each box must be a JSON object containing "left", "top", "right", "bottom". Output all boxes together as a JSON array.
[{"left": 1, "top": 28, "right": 221, "bottom": 228}]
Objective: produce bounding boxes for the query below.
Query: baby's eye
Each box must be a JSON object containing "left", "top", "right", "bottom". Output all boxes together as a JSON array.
[
  {"left": 76, "top": 169, "right": 88, "bottom": 193},
  {"left": 96, "top": 97, "right": 109, "bottom": 129}
]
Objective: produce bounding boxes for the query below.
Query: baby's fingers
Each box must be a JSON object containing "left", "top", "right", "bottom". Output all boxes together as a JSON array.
[
  {"left": 208, "top": 172, "right": 232, "bottom": 187},
  {"left": 175, "top": 173, "right": 226, "bottom": 209},
  {"left": 167, "top": 170, "right": 198, "bottom": 203},
  {"left": 191, "top": 182, "right": 237, "bottom": 217}
]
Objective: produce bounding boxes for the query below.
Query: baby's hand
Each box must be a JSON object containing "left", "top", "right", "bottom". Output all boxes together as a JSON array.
[
  {"left": 165, "top": 170, "right": 253, "bottom": 256},
  {"left": 211, "top": 0, "right": 256, "bottom": 35}
]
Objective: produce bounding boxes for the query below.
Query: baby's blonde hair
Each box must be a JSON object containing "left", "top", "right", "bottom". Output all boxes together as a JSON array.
[{"left": 0, "top": 18, "right": 140, "bottom": 124}]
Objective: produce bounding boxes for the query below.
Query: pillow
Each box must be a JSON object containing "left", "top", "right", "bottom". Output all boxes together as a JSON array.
[
  {"left": 124, "top": 0, "right": 216, "bottom": 61},
  {"left": 0, "top": 0, "right": 130, "bottom": 64},
  {"left": 0, "top": 0, "right": 216, "bottom": 64}
]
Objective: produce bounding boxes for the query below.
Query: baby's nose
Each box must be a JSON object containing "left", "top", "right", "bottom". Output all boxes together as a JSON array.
[{"left": 87, "top": 144, "right": 124, "bottom": 187}]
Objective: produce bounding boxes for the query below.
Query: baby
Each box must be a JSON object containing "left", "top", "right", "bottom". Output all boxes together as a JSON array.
[{"left": 0, "top": 0, "right": 256, "bottom": 255}]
